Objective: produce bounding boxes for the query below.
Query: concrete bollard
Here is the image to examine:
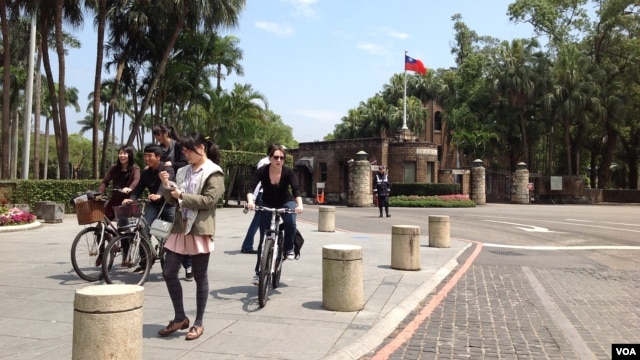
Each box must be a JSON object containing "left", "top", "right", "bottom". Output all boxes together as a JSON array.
[
  {"left": 73, "top": 285, "right": 144, "bottom": 360},
  {"left": 318, "top": 206, "right": 336, "bottom": 232},
  {"left": 428, "top": 215, "right": 450, "bottom": 248},
  {"left": 322, "top": 244, "right": 363, "bottom": 312},
  {"left": 391, "top": 225, "right": 421, "bottom": 270}
]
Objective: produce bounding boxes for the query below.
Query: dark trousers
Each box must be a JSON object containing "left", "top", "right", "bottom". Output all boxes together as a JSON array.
[
  {"left": 378, "top": 195, "right": 389, "bottom": 216},
  {"left": 254, "top": 200, "right": 296, "bottom": 274},
  {"left": 241, "top": 193, "right": 264, "bottom": 251}
]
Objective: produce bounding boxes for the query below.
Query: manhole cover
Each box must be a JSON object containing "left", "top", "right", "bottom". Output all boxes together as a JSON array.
[{"left": 489, "top": 250, "right": 525, "bottom": 256}]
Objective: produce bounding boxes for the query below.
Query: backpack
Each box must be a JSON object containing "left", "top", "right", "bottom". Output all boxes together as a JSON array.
[{"left": 294, "top": 229, "right": 304, "bottom": 259}]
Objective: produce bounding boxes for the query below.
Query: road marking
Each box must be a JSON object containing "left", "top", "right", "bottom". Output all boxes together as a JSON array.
[
  {"left": 566, "top": 218, "right": 640, "bottom": 227},
  {"left": 371, "top": 240, "right": 483, "bottom": 360},
  {"left": 483, "top": 243, "right": 640, "bottom": 250},
  {"left": 523, "top": 267, "right": 596, "bottom": 359},
  {"left": 471, "top": 215, "right": 640, "bottom": 233},
  {"left": 484, "top": 220, "right": 559, "bottom": 232}
]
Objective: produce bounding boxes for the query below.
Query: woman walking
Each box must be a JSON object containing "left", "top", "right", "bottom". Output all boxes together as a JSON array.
[{"left": 157, "top": 132, "right": 224, "bottom": 340}]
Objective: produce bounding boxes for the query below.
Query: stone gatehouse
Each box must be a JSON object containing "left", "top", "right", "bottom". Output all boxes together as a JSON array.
[{"left": 289, "top": 130, "right": 442, "bottom": 205}]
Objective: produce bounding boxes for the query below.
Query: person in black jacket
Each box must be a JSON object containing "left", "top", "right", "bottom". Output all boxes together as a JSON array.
[
  {"left": 153, "top": 124, "right": 193, "bottom": 280},
  {"left": 245, "top": 144, "right": 303, "bottom": 285},
  {"left": 374, "top": 165, "right": 391, "bottom": 218},
  {"left": 123, "top": 144, "right": 175, "bottom": 272}
]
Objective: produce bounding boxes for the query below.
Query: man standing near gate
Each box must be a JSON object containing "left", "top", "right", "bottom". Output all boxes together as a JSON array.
[{"left": 374, "top": 165, "right": 391, "bottom": 218}]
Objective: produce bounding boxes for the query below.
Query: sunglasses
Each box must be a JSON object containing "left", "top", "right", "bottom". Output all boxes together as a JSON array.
[{"left": 272, "top": 156, "right": 285, "bottom": 161}]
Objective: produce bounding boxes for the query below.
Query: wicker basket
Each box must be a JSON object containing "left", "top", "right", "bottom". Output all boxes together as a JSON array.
[
  {"left": 113, "top": 203, "right": 141, "bottom": 230},
  {"left": 76, "top": 200, "right": 105, "bottom": 225}
]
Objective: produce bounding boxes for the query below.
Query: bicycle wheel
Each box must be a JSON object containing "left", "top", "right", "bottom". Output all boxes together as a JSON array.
[
  {"left": 258, "top": 237, "right": 274, "bottom": 308},
  {"left": 272, "top": 233, "right": 285, "bottom": 289},
  {"left": 102, "top": 233, "right": 151, "bottom": 285},
  {"left": 70, "top": 226, "right": 111, "bottom": 282}
]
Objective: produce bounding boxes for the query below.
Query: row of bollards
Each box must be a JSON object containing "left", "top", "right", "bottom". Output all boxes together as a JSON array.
[
  {"left": 73, "top": 206, "right": 450, "bottom": 358},
  {"left": 319, "top": 206, "right": 450, "bottom": 312}
]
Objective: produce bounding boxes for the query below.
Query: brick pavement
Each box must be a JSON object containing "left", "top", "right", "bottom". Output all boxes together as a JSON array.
[{"left": 363, "top": 246, "right": 640, "bottom": 360}]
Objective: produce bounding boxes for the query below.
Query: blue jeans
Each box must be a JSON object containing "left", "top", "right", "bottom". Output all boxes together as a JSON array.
[
  {"left": 144, "top": 201, "right": 192, "bottom": 270},
  {"left": 254, "top": 200, "right": 296, "bottom": 274},
  {"left": 241, "top": 193, "right": 263, "bottom": 251}
]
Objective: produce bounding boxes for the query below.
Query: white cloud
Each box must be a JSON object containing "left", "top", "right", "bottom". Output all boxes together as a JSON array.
[
  {"left": 356, "top": 42, "right": 387, "bottom": 56},
  {"left": 254, "top": 21, "right": 294, "bottom": 37},
  {"left": 385, "top": 29, "right": 409, "bottom": 40},
  {"left": 286, "top": 0, "right": 320, "bottom": 18}
]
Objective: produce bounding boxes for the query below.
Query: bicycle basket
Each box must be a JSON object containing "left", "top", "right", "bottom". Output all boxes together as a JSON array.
[
  {"left": 113, "top": 203, "right": 140, "bottom": 229},
  {"left": 76, "top": 200, "right": 105, "bottom": 225}
]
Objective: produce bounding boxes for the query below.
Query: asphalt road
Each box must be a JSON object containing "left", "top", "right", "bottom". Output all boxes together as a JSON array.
[{"left": 297, "top": 203, "right": 640, "bottom": 360}]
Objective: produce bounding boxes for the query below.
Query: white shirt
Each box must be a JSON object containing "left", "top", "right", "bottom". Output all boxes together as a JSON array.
[{"left": 251, "top": 156, "right": 271, "bottom": 200}]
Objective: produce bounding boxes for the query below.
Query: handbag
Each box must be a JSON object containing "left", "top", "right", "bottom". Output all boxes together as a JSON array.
[{"left": 149, "top": 202, "right": 173, "bottom": 239}]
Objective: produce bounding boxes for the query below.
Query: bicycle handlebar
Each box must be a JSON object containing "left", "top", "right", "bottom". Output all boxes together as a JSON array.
[{"left": 243, "top": 206, "right": 297, "bottom": 214}]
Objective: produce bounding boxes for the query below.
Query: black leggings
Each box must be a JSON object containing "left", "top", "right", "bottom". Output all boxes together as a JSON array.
[{"left": 162, "top": 250, "right": 210, "bottom": 327}]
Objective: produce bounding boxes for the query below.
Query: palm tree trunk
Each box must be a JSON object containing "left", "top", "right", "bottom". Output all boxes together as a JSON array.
[
  {"left": 92, "top": 0, "right": 107, "bottom": 179},
  {"left": 33, "top": 52, "right": 42, "bottom": 179},
  {"left": 43, "top": 117, "right": 50, "bottom": 180},
  {"left": 1, "top": 0, "right": 11, "bottom": 178},
  {"left": 54, "top": 0, "right": 70, "bottom": 179}
]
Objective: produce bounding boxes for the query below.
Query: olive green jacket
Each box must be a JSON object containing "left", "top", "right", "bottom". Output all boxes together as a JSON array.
[{"left": 163, "top": 160, "right": 224, "bottom": 236}]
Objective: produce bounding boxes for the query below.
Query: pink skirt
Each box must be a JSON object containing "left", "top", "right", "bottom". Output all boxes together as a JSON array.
[{"left": 163, "top": 233, "right": 214, "bottom": 255}]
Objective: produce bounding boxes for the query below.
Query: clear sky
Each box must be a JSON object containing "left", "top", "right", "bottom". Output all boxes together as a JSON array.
[{"left": 62, "top": 0, "right": 536, "bottom": 144}]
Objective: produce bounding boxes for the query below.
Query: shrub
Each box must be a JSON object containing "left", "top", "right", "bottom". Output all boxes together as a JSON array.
[{"left": 389, "top": 194, "right": 476, "bottom": 208}]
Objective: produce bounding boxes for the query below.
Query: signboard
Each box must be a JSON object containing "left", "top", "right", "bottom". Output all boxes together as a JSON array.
[{"left": 550, "top": 176, "right": 563, "bottom": 191}]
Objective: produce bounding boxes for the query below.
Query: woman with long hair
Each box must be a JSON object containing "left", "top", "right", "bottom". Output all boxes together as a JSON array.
[
  {"left": 245, "top": 144, "right": 303, "bottom": 284},
  {"left": 157, "top": 132, "right": 224, "bottom": 341},
  {"left": 98, "top": 145, "right": 140, "bottom": 220}
]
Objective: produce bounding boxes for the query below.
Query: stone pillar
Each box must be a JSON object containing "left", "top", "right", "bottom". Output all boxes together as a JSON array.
[
  {"left": 348, "top": 151, "right": 372, "bottom": 207},
  {"left": 318, "top": 206, "right": 336, "bottom": 232},
  {"left": 471, "top": 159, "right": 486, "bottom": 205},
  {"left": 73, "top": 285, "right": 144, "bottom": 360},
  {"left": 42, "top": 203, "right": 64, "bottom": 223},
  {"left": 391, "top": 225, "right": 421, "bottom": 270},
  {"left": 512, "top": 162, "right": 530, "bottom": 204},
  {"left": 428, "top": 215, "right": 450, "bottom": 248},
  {"left": 322, "top": 244, "right": 363, "bottom": 312}
]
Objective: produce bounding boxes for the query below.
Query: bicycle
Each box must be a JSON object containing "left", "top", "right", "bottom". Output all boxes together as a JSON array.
[
  {"left": 246, "top": 206, "right": 296, "bottom": 307},
  {"left": 70, "top": 189, "right": 125, "bottom": 282},
  {"left": 101, "top": 199, "right": 167, "bottom": 285}
]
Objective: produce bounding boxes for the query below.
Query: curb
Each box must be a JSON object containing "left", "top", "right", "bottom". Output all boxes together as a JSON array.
[{"left": 0, "top": 221, "right": 43, "bottom": 233}]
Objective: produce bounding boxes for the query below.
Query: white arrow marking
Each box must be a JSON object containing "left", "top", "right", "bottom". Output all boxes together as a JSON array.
[{"left": 484, "top": 220, "right": 559, "bottom": 233}]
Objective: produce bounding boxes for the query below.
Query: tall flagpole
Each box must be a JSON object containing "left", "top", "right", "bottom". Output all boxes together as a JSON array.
[{"left": 402, "top": 50, "right": 408, "bottom": 130}]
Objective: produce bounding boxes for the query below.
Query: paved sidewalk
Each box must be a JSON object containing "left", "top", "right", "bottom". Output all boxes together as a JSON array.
[{"left": 0, "top": 206, "right": 468, "bottom": 359}]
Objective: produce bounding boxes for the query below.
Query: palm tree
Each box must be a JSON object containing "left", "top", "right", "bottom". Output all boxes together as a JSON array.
[
  {"left": 125, "top": 0, "right": 246, "bottom": 146},
  {"left": 490, "top": 38, "right": 545, "bottom": 168}
]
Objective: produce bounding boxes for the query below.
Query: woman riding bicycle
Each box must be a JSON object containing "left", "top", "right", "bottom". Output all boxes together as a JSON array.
[
  {"left": 246, "top": 144, "right": 303, "bottom": 285},
  {"left": 98, "top": 145, "right": 140, "bottom": 220}
]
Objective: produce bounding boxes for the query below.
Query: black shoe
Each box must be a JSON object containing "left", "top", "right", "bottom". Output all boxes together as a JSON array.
[
  {"left": 241, "top": 248, "right": 257, "bottom": 254},
  {"left": 386, "top": 214, "right": 391, "bottom": 217},
  {"left": 133, "top": 265, "right": 146, "bottom": 273},
  {"left": 185, "top": 267, "right": 194, "bottom": 281},
  {"left": 379, "top": 215, "right": 383, "bottom": 218}
]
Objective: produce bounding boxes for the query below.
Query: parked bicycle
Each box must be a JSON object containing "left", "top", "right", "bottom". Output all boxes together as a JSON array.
[
  {"left": 101, "top": 199, "right": 166, "bottom": 285},
  {"left": 70, "top": 189, "right": 125, "bottom": 282},
  {"left": 245, "top": 206, "right": 296, "bottom": 307}
]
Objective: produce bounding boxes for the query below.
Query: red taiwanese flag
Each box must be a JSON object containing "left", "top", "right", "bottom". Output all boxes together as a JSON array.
[{"left": 405, "top": 55, "right": 427, "bottom": 75}]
